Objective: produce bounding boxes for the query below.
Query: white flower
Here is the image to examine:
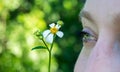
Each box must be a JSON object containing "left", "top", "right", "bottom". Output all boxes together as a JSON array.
[{"left": 43, "top": 23, "right": 64, "bottom": 43}]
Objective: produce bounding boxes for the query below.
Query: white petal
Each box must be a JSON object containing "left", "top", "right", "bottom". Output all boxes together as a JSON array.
[
  {"left": 49, "top": 23, "right": 55, "bottom": 28},
  {"left": 56, "top": 31, "right": 64, "bottom": 38},
  {"left": 55, "top": 24, "right": 61, "bottom": 29},
  {"left": 43, "top": 30, "right": 50, "bottom": 38},
  {"left": 45, "top": 33, "right": 54, "bottom": 43}
]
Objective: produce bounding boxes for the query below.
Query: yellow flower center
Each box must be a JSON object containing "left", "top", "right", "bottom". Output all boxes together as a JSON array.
[{"left": 50, "top": 27, "right": 58, "bottom": 34}]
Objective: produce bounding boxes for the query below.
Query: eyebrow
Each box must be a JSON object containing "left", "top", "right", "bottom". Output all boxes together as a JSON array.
[{"left": 79, "top": 10, "right": 95, "bottom": 23}]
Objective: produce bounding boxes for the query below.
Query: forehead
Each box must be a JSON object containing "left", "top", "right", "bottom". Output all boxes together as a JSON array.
[
  {"left": 81, "top": 0, "right": 120, "bottom": 28},
  {"left": 84, "top": 0, "right": 120, "bottom": 12}
]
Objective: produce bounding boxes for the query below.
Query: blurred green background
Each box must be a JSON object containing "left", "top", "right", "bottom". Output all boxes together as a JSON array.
[{"left": 0, "top": 0, "right": 85, "bottom": 72}]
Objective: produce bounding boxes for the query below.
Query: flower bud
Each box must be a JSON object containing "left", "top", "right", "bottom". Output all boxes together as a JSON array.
[
  {"left": 57, "top": 20, "right": 64, "bottom": 26},
  {"left": 34, "top": 30, "right": 43, "bottom": 40}
]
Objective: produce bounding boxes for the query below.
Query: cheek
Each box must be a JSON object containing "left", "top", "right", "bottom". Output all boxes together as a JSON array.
[
  {"left": 85, "top": 38, "right": 120, "bottom": 72},
  {"left": 75, "top": 32, "right": 120, "bottom": 72},
  {"left": 111, "top": 41, "right": 120, "bottom": 71}
]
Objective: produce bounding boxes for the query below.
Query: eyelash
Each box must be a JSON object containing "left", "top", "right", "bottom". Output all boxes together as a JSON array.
[{"left": 80, "top": 31, "right": 97, "bottom": 42}]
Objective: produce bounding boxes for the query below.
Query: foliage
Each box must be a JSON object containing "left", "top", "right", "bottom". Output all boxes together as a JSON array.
[{"left": 0, "top": 0, "right": 84, "bottom": 72}]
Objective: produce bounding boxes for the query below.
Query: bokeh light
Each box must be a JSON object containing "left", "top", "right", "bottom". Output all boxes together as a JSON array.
[{"left": 0, "top": 0, "right": 84, "bottom": 72}]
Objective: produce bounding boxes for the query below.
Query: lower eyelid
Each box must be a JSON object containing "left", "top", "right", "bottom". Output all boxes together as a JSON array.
[{"left": 83, "top": 40, "right": 96, "bottom": 48}]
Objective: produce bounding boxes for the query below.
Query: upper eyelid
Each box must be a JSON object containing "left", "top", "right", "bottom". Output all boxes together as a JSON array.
[
  {"left": 80, "top": 31, "right": 91, "bottom": 36},
  {"left": 81, "top": 31, "right": 95, "bottom": 40},
  {"left": 82, "top": 27, "right": 94, "bottom": 36},
  {"left": 80, "top": 11, "right": 98, "bottom": 35},
  {"left": 84, "top": 26, "right": 98, "bottom": 37},
  {"left": 81, "top": 31, "right": 98, "bottom": 42},
  {"left": 82, "top": 27, "right": 98, "bottom": 39},
  {"left": 82, "top": 31, "right": 97, "bottom": 42}
]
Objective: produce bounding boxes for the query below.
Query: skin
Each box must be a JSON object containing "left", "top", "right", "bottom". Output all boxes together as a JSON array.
[{"left": 74, "top": 0, "right": 120, "bottom": 72}]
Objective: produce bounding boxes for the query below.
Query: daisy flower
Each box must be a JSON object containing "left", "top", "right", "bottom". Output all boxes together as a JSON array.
[{"left": 43, "top": 23, "right": 64, "bottom": 43}]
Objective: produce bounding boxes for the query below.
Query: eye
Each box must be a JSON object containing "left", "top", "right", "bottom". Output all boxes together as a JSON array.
[{"left": 80, "top": 29, "right": 97, "bottom": 43}]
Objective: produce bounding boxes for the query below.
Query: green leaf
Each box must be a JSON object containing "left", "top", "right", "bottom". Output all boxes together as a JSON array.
[{"left": 31, "top": 46, "right": 47, "bottom": 50}]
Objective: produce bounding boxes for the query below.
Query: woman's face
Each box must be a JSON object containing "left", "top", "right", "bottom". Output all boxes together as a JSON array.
[{"left": 74, "top": 0, "right": 120, "bottom": 72}]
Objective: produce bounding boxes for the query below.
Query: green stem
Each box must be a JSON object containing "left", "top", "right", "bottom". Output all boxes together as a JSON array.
[
  {"left": 48, "top": 50, "right": 51, "bottom": 72},
  {"left": 48, "top": 35, "right": 56, "bottom": 72},
  {"left": 41, "top": 38, "right": 51, "bottom": 72},
  {"left": 42, "top": 35, "right": 56, "bottom": 72},
  {"left": 42, "top": 38, "right": 49, "bottom": 51}
]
